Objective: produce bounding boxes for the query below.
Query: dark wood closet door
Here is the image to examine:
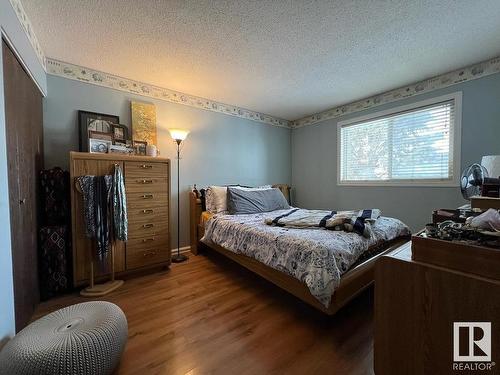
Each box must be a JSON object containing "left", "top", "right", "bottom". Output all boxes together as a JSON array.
[{"left": 2, "top": 40, "right": 43, "bottom": 331}]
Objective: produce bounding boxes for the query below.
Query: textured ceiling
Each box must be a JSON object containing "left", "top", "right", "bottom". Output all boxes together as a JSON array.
[{"left": 22, "top": 0, "right": 500, "bottom": 120}]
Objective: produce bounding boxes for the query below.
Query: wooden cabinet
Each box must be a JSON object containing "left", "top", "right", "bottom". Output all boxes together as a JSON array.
[
  {"left": 374, "top": 242, "right": 500, "bottom": 374},
  {"left": 3, "top": 40, "right": 44, "bottom": 331},
  {"left": 70, "top": 152, "right": 170, "bottom": 287}
]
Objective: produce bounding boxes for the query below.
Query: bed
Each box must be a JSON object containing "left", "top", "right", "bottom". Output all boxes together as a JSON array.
[{"left": 189, "top": 188, "right": 410, "bottom": 315}]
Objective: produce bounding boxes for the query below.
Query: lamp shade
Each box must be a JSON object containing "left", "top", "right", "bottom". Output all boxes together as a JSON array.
[
  {"left": 481, "top": 155, "right": 500, "bottom": 178},
  {"left": 168, "top": 128, "right": 190, "bottom": 142}
]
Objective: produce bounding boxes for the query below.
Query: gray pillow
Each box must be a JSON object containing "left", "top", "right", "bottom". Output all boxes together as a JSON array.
[{"left": 227, "top": 187, "right": 290, "bottom": 214}]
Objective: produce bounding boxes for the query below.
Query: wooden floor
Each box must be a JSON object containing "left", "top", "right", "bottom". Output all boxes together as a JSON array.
[{"left": 34, "top": 251, "right": 375, "bottom": 375}]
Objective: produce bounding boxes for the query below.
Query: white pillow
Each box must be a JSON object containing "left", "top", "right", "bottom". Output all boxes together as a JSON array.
[
  {"left": 205, "top": 185, "right": 273, "bottom": 213},
  {"left": 206, "top": 186, "right": 228, "bottom": 214}
]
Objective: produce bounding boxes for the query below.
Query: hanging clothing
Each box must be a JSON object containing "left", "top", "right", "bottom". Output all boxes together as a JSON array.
[
  {"left": 77, "top": 175, "right": 113, "bottom": 260},
  {"left": 112, "top": 164, "right": 128, "bottom": 241}
]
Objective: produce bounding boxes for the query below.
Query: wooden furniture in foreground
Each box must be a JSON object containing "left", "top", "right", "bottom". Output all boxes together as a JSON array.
[
  {"left": 189, "top": 190, "right": 410, "bottom": 315},
  {"left": 375, "top": 241, "right": 500, "bottom": 374},
  {"left": 70, "top": 152, "right": 171, "bottom": 287},
  {"left": 3, "top": 40, "right": 44, "bottom": 331}
]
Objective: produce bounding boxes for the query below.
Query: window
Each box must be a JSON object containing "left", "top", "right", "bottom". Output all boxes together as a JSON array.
[{"left": 338, "top": 93, "right": 461, "bottom": 186}]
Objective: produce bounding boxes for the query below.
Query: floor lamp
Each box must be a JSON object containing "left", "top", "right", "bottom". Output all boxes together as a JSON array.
[{"left": 169, "top": 128, "right": 190, "bottom": 263}]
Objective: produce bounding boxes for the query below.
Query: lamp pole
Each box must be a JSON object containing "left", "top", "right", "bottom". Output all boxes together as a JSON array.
[{"left": 171, "top": 139, "right": 188, "bottom": 263}]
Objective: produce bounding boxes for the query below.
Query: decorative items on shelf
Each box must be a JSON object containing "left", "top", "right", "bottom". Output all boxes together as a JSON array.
[
  {"left": 78, "top": 102, "right": 161, "bottom": 156},
  {"left": 112, "top": 124, "right": 128, "bottom": 143},
  {"left": 131, "top": 101, "right": 157, "bottom": 145},
  {"left": 78, "top": 110, "right": 120, "bottom": 152},
  {"left": 89, "top": 138, "right": 112, "bottom": 154},
  {"left": 133, "top": 140, "right": 147, "bottom": 155}
]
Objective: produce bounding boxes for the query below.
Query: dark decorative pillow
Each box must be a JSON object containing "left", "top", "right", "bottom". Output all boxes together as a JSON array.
[
  {"left": 227, "top": 187, "right": 290, "bottom": 214},
  {"left": 199, "top": 189, "right": 207, "bottom": 211}
]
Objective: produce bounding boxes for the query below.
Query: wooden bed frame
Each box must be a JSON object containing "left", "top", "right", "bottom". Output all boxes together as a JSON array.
[{"left": 189, "top": 189, "right": 409, "bottom": 315}]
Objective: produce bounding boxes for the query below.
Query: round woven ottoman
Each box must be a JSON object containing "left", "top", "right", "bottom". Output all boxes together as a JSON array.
[{"left": 0, "top": 301, "right": 128, "bottom": 375}]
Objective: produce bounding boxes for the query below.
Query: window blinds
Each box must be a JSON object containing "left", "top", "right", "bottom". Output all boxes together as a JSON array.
[{"left": 339, "top": 100, "right": 455, "bottom": 184}]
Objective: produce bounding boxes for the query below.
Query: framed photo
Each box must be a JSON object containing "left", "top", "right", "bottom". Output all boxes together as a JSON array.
[
  {"left": 112, "top": 124, "right": 128, "bottom": 142},
  {"left": 133, "top": 140, "right": 147, "bottom": 156},
  {"left": 89, "top": 130, "right": 113, "bottom": 142},
  {"left": 78, "top": 110, "right": 119, "bottom": 152},
  {"left": 89, "top": 138, "right": 112, "bottom": 154}
]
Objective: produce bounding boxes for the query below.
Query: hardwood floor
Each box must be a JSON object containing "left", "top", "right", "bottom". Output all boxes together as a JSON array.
[{"left": 34, "top": 251, "right": 375, "bottom": 375}]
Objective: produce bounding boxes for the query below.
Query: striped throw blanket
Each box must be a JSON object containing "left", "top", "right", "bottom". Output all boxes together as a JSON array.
[{"left": 264, "top": 208, "right": 381, "bottom": 238}]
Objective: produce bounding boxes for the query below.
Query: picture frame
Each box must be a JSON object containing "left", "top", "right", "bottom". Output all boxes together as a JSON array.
[
  {"left": 88, "top": 130, "right": 114, "bottom": 142},
  {"left": 131, "top": 101, "right": 157, "bottom": 145},
  {"left": 78, "top": 110, "right": 120, "bottom": 152},
  {"left": 112, "top": 124, "right": 128, "bottom": 142},
  {"left": 89, "top": 138, "right": 112, "bottom": 154},
  {"left": 133, "top": 140, "right": 147, "bottom": 156}
]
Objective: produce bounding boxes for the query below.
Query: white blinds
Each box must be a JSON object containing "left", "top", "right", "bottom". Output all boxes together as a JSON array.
[{"left": 339, "top": 100, "right": 455, "bottom": 183}]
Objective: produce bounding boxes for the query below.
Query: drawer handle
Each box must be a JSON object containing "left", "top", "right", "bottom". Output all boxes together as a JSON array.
[
  {"left": 143, "top": 223, "right": 154, "bottom": 229},
  {"left": 139, "top": 164, "right": 153, "bottom": 169},
  {"left": 138, "top": 179, "right": 153, "bottom": 184},
  {"left": 142, "top": 237, "right": 155, "bottom": 242},
  {"left": 142, "top": 209, "right": 154, "bottom": 214},
  {"left": 141, "top": 194, "right": 154, "bottom": 199},
  {"left": 143, "top": 250, "right": 157, "bottom": 257}
]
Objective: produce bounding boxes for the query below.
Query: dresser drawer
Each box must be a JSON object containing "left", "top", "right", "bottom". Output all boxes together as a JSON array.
[
  {"left": 125, "top": 177, "right": 168, "bottom": 193},
  {"left": 126, "top": 247, "right": 170, "bottom": 270},
  {"left": 127, "top": 234, "right": 169, "bottom": 254},
  {"left": 125, "top": 161, "right": 168, "bottom": 178},
  {"left": 127, "top": 191, "right": 169, "bottom": 209},
  {"left": 128, "top": 205, "right": 168, "bottom": 223},
  {"left": 128, "top": 220, "right": 168, "bottom": 239}
]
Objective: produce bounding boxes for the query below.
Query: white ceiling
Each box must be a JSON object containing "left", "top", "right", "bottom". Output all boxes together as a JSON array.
[{"left": 22, "top": 0, "right": 500, "bottom": 121}]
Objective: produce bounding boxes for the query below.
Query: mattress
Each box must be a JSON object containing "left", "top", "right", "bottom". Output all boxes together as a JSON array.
[{"left": 202, "top": 209, "right": 410, "bottom": 307}]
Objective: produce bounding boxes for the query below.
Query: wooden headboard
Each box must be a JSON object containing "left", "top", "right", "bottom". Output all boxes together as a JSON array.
[{"left": 189, "top": 184, "right": 291, "bottom": 255}]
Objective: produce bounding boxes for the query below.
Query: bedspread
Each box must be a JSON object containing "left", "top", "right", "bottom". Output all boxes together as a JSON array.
[{"left": 202, "top": 209, "right": 410, "bottom": 307}]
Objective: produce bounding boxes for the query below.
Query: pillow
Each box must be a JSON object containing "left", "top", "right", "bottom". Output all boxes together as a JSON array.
[
  {"left": 205, "top": 186, "right": 228, "bottom": 213},
  {"left": 205, "top": 185, "right": 274, "bottom": 213},
  {"left": 227, "top": 187, "right": 290, "bottom": 214}
]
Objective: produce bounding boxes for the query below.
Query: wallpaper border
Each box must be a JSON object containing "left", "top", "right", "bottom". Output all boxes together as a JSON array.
[
  {"left": 291, "top": 55, "right": 500, "bottom": 128},
  {"left": 45, "top": 58, "right": 291, "bottom": 128},
  {"left": 9, "top": 0, "right": 46, "bottom": 70},
  {"left": 10, "top": 0, "right": 500, "bottom": 130}
]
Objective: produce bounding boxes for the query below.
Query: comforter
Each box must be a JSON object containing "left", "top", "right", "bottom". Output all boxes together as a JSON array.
[{"left": 202, "top": 209, "right": 410, "bottom": 307}]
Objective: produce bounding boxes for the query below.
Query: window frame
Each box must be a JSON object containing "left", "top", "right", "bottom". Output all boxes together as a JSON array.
[{"left": 336, "top": 92, "right": 462, "bottom": 187}]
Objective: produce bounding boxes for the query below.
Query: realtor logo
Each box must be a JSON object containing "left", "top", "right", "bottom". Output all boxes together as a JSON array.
[{"left": 454, "top": 322, "right": 491, "bottom": 362}]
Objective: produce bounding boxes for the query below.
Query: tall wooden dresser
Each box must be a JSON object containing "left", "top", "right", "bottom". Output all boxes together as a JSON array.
[{"left": 70, "top": 152, "right": 171, "bottom": 287}]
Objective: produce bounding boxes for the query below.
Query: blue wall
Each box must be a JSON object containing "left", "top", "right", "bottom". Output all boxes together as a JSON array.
[
  {"left": 292, "top": 73, "right": 500, "bottom": 231},
  {"left": 43, "top": 75, "right": 292, "bottom": 249}
]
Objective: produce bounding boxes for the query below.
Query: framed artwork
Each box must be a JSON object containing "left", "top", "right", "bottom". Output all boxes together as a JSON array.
[
  {"left": 131, "top": 101, "right": 157, "bottom": 146},
  {"left": 89, "top": 130, "right": 113, "bottom": 142},
  {"left": 112, "top": 124, "right": 128, "bottom": 142},
  {"left": 89, "top": 138, "right": 112, "bottom": 153},
  {"left": 133, "top": 140, "right": 147, "bottom": 156},
  {"left": 78, "top": 110, "right": 119, "bottom": 152}
]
